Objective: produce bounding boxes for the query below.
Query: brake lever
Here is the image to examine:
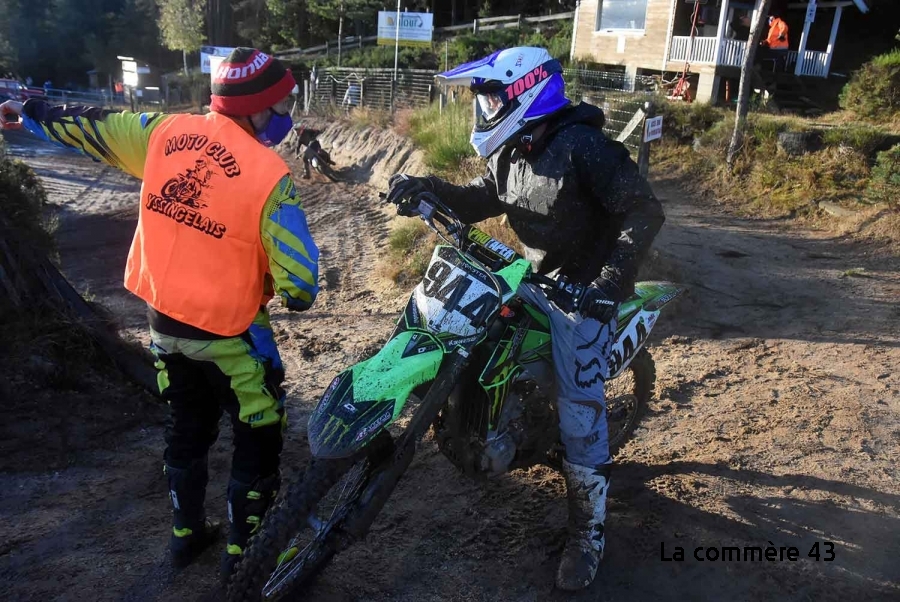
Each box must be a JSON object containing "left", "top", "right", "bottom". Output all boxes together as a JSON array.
[{"left": 417, "top": 200, "right": 436, "bottom": 229}]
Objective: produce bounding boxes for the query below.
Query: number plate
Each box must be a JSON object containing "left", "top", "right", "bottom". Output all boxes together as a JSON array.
[{"left": 414, "top": 247, "right": 500, "bottom": 337}]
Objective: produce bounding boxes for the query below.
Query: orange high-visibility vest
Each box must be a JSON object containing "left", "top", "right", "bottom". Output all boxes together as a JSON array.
[
  {"left": 766, "top": 18, "right": 789, "bottom": 50},
  {"left": 124, "top": 112, "right": 288, "bottom": 336}
]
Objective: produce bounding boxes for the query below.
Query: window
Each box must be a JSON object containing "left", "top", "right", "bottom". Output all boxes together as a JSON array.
[{"left": 596, "top": 0, "right": 649, "bottom": 32}]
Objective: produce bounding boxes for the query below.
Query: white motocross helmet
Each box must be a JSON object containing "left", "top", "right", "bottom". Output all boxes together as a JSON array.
[{"left": 435, "top": 46, "right": 571, "bottom": 158}]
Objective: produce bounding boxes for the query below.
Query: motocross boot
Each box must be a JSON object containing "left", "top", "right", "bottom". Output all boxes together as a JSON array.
[
  {"left": 556, "top": 459, "right": 611, "bottom": 591},
  {"left": 166, "top": 458, "right": 221, "bottom": 569},
  {"left": 220, "top": 473, "right": 280, "bottom": 584}
]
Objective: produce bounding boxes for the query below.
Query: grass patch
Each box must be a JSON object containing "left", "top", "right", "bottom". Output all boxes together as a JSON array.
[
  {"left": 822, "top": 125, "right": 888, "bottom": 156},
  {"left": 347, "top": 106, "right": 392, "bottom": 130},
  {"left": 407, "top": 100, "right": 476, "bottom": 175},
  {"left": 378, "top": 220, "right": 436, "bottom": 286},
  {"left": 655, "top": 112, "right": 881, "bottom": 219}
]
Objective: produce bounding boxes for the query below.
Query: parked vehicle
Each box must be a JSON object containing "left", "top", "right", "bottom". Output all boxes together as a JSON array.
[{"left": 0, "top": 79, "right": 46, "bottom": 101}]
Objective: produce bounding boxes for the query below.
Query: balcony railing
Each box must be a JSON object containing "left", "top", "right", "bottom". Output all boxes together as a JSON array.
[{"left": 668, "top": 36, "right": 829, "bottom": 78}]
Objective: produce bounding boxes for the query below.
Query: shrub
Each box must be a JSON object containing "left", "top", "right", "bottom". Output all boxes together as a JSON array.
[
  {"left": 657, "top": 102, "right": 725, "bottom": 142},
  {"left": 839, "top": 49, "right": 900, "bottom": 120},
  {"left": 0, "top": 153, "right": 55, "bottom": 260},
  {"left": 867, "top": 144, "right": 900, "bottom": 209}
]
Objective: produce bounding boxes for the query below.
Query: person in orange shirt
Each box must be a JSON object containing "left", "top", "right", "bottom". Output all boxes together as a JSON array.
[
  {"left": 762, "top": 14, "right": 789, "bottom": 49},
  {"left": 1, "top": 48, "right": 320, "bottom": 582},
  {"left": 757, "top": 12, "right": 790, "bottom": 70}
]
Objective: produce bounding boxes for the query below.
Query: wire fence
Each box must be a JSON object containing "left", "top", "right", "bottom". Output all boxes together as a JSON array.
[
  {"left": 563, "top": 69, "right": 658, "bottom": 156},
  {"left": 304, "top": 66, "right": 658, "bottom": 159},
  {"left": 307, "top": 67, "right": 435, "bottom": 111}
]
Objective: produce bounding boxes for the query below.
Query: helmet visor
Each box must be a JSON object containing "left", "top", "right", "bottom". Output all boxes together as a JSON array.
[{"left": 473, "top": 87, "right": 514, "bottom": 130}]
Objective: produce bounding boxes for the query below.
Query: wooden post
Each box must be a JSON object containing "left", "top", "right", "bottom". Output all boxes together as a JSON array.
[
  {"left": 823, "top": 6, "right": 843, "bottom": 76},
  {"left": 303, "top": 80, "right": 310, "bottom": 114},
  {"left": 795, "top": 0, "right": 816, "bottom": 76},
  {"left": 473, "top": 18, "right": 479, "bottom": 34},
  {"left": 637, "top": 102, "right": 655, "bottom": 178},
  {"left": 715, "top": 0, "right": 730, "bottom": 65}
]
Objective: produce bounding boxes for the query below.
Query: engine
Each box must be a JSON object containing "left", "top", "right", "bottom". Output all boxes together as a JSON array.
[
  {"left": 436, "top": 363, "right": 558, "bottom": 478},
  {"left": 478, "top": 373, "right": 558, "bottom": 475}
]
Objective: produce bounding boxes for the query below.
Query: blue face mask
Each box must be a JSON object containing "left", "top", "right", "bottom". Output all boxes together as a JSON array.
[{"left": 256, "top": 110, "right": 293, "bottom": 147}]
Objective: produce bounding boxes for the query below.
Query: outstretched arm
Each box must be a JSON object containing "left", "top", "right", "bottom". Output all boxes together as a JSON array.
[
  {"left": 387, "top": 170, "right": 505, "bottom": 224},
  {"left": 17, "top": 99, "right": 169, "bottom": 180},
  {"left": 261, "top": 176, "right": 320, "bottom": 311}
]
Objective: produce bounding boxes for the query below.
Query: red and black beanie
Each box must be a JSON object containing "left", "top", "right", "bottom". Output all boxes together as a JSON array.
[{"left": 210, "top": 48, "right": 296, "bottom": 116}]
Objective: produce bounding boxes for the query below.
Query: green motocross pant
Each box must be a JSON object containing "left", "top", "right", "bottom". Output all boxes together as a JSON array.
[{"left": 150, "top": 310, "right": 287, "bottom": 482}]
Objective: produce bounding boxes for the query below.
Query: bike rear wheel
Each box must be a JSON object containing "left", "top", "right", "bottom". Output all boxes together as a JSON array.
[{"left": 226, "top": 431, "right": 393, "bottom": 602}]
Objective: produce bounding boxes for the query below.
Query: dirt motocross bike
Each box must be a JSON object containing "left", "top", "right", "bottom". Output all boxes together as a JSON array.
[
  {"left": 307, "top": 147, "right": 339, "bottom": 182},
  {"left": 226, "top": 193, "right": 684, "bottom": 601}
]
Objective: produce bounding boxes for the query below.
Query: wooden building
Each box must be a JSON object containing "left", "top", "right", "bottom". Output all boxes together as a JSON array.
[{"left": 570, "top": 0, "right": 870, "bottom": 102}]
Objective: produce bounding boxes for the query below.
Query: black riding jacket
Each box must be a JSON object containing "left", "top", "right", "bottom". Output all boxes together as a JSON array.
[{"left": 427, "top": 102, "right": 664, "bottom": 298}]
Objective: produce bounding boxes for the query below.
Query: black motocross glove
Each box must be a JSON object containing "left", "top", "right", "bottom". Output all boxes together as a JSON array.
[
  {"left": 578, "top": 279, "right": 622, "bottom": 324},
  {"left": 386, "top": 174, "right": 432, "bottom": 216}
]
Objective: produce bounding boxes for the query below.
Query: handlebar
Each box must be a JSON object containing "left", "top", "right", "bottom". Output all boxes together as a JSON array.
[{"left": 379, "top": 189, "right": 589, "bottom": 312}]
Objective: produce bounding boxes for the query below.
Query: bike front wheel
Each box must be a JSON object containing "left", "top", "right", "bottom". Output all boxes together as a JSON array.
[{"left": 226, "top": 431, "right": 394, "bottom": 601}]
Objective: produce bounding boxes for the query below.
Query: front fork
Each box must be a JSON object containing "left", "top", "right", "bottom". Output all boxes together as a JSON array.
[{"left": 336, "top": 351, "right": 469, "bottom": 544}]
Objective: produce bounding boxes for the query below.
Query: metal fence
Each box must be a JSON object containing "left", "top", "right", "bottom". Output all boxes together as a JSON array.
[
  {"left": 307, "top": 67, "right": 435, "bottom": 112},
  {"left": 305, "top": 66, "right": 658, "bottom": 161},
  {"left": 562, "top": 69, "right": 658, "bottom": 156}
]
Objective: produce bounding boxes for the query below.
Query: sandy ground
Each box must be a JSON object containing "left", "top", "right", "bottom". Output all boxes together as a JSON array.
[{"left": 1, "top": 126, "right": 898, "bottom": 602}]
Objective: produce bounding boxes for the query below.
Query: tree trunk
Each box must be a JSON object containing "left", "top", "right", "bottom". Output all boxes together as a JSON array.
[
  {"left": 338, "top": 5, "right": 344, "bottom": 68},
  {"left": 183, "top": 49, "right": 189, "bottom": 75},
  {"left": 451, "top": 0, "right": 458, "bottom": 25},
  {"left": 727, "top": 0, "right": 772, "bottom": 166}
]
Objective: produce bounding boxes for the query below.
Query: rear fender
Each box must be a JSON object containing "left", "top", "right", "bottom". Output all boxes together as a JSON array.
[
  {"left": 308, "top": 330, "right": 444, "bottom": 458},
  {"left": 608, "top": 281, "right": 685, "bottom": 380}
]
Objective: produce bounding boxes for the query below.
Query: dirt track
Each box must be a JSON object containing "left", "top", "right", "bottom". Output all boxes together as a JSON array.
[{"left": 1, "top": 126, "right": 898, "bottom": 602}]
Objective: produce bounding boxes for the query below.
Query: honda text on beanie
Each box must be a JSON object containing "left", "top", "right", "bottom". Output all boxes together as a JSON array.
[{"left": 210, "top": 48, "right": 296, "bottom": 118}]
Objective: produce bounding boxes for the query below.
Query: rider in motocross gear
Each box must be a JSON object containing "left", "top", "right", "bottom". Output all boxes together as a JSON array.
[{"left": 386, "top": 46, "right": 664, "bottom": 591}]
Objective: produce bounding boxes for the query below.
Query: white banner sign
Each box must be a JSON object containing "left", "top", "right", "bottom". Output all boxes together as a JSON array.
[
  {"left": 121, "top": 60, "right": 138, "bottom": 87},
  {"left": 643, "top": 116, "right": 663, "bottom": 142},
  {"left": 201, "top": 46, "right": 235, "bottom": 74},
  {"left": 377, "top": 11, "right": 433, "bottom": 47}
]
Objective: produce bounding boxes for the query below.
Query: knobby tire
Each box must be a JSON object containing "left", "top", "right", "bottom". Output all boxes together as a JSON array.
[
  {"left": 607, "top": 347, "right": 655, "bottom": 455},
  {"left": 225, "top": 456, "right": 352, "bottom": 602}
]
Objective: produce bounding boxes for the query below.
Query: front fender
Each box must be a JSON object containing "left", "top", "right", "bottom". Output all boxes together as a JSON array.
[{"left": 308, "top": 330, "right": 444, "bottom": 458}]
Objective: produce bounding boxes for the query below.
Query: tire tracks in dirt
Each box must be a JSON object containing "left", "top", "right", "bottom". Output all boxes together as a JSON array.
[{"left": 2, "top": 127, "right": 898, "bottom": 601}]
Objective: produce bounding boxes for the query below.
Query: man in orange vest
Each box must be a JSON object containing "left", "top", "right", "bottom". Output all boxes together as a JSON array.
[{"left": 1, "top": 48, "right": 320, "bottom": 581}]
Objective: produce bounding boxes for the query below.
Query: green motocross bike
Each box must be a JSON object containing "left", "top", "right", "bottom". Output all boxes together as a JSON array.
[{"left": 226, "top": 192, "right": 684, "bottom": 601}]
